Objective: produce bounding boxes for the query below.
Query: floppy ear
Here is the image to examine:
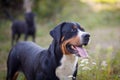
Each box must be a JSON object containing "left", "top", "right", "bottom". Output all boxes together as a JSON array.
[{"left": 50, "top": 22, "right": 66, "bottom": 43}]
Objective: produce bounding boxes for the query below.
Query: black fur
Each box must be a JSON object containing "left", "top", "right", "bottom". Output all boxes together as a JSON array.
[
  {"left": 5, "top": 11, "right": 36, "bottom": 46},
  {"left": 6, "top": 41, "right": 61, "bottom": 80},
  {"left": 6, "top": 22, "right": 88, "bottom": 80}
]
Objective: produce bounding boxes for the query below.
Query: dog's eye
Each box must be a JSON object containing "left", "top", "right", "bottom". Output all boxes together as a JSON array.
[{"left": 71, "top": 28, "right": 77, "bottom": 32}]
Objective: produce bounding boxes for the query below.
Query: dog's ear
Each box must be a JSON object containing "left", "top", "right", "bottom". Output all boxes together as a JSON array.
[{"left": 50, "top": 22, "right": 66, "bottom": 43}]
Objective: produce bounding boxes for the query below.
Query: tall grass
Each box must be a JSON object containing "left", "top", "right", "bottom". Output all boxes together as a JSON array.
[{"left": 77, "top": 45, "right": 120, "bottom": 80}]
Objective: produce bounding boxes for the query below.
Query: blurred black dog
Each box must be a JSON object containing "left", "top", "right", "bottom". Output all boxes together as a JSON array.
[{"left": 5, "top": 11, "right": 36, "bottom": 46}]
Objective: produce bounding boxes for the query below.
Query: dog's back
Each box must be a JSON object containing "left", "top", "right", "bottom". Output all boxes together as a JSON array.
[
  {"left": 7, "top": 41, "right": 44, "bottom": 80},
  {"left": 12, "top": 20, "right": 27, "bottom": 34},
  {"left": 8, "top": 41, "right": 44, "bottom": 65}
]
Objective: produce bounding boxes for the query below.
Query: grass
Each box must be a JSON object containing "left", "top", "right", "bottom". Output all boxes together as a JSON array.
[
  {"left": 77, "top": 46, "right": 120, "bottom": 80},
  {"left": 0, "top": 0, "right": 120, "bottom": 80}
]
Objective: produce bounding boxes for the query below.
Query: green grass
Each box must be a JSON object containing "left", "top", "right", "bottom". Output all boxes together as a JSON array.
[
  {"left": 0, "top": 0, "right": 120, "bottom": 80},
  {"left": 77, "top": 46, "right": 120, "bottom": 80}
]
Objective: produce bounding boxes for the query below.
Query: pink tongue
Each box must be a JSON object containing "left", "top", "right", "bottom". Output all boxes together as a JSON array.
[{"left": 76, "top": 47, "right": 88, "bottom": 58}]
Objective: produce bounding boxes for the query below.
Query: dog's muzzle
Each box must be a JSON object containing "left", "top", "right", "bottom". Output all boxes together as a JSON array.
[{"left": 82, "top": 33, "right": 90, "bottom": 45}]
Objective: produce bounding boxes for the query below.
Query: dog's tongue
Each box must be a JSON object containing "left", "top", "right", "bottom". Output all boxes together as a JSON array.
[{"left": 76, "top": 47, "right": 88, "bottom": 58}]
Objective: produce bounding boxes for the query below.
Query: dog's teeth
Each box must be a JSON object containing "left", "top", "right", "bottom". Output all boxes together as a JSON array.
[
  {"left": 71, "top": 45, "right": 76, "bottom": 50},
  {"left": 71, "top": 45, "right": 74, "bottom": 49}
]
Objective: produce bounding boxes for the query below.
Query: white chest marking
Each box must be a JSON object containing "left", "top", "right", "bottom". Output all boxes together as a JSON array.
[{"left": 56, "top": 55, "right": 78, "bottom": 80}]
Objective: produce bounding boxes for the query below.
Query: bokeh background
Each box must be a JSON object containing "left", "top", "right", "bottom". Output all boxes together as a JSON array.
[{"left": 0, "top": 0, "right": 120, "bottom": 80}]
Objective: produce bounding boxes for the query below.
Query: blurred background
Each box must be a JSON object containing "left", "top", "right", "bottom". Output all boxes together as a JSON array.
[{"left": 0, "top": 0, "right": 120, "bottom": 80}]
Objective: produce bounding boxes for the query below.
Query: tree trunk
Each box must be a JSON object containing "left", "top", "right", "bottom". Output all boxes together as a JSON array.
[{"left": 24, "top": 0, "right": 33, "bottom": 12}]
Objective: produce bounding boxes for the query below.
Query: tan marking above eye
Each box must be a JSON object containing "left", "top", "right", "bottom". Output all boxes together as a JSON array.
[{"left": 72, "top": 26, "right": 77, "bottom": 29}]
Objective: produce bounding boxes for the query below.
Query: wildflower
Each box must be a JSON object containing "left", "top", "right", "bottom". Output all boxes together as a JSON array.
[
  {"left": 82, "top": 66, "right": 91, "bottom": 70},
  {"left": 92, "top": 62, "right": 96, "bottom": 65},
  {"left": 101, "top": 61, "right": 107, "bottom": 67},
  {"left": 79, "top": 63, "right": 84, "bottom": 67},
  {"left": 80, "top": 59, "right": 89, "bottom": 64},
  {"left": 118, "top": 75, "right": 120, "bottom": 78},
  {"left": 85, "top": 61, "right": 89, "bottom": 64}
]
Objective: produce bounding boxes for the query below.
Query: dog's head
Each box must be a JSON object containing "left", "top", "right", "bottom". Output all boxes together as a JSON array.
[
  {"left": 50, "top": 22, "right": 90, "bottom": 58},
  {"left": 25, "top": 12, "right": 35, "bottom": 23}
]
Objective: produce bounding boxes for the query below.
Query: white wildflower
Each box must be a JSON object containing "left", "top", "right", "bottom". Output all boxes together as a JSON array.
[
  {"left": 118, "top": 75, "right": 120, "bottom": 78},
  {"left": 101, "top": 61, "right": 107, "bottom": 67},
  {"left": 82, "top": 66, "right": 91, "bottom": 70},
  {"left": 85, "top": 61, "right": 89, "bottom": 64},
  {"left": 79, "top": 64, "right": 85, "bottom": 67},
  {"left": 80, "top": 59, "right": 89, "bottom": 64},
  {"left": 92, "top": 62, "right": 96, "bottom": 65}
]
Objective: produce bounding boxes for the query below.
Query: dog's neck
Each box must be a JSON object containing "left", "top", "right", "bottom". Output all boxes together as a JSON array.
[
  {"left": 48, "top": 40, "right": 63, "bottom": 65},
  {"left": 48, "top": 40, "right": 78, "bottom": 79},
  {"left": 56, "top": 54, "right": 78, "bottom": 80}
]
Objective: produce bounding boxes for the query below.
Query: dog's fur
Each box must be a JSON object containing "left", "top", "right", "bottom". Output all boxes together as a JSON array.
[
  {"left": 5, "top": 11, "right": 36, "bottom": 46},
  {"left": 6, "top": 22, "right": 90, "bottom": 80}
]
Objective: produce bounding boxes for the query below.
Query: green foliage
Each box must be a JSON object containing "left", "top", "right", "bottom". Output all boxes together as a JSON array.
[
  {"left": 111, "top": 51, "right": 120, "bottom": 75},
  {"left": 33, "top": 0, "right": 66, "bottom": 18},
  {"left": 0, "top": 0, "right": 23, "bottom": 18},
  {"left": 54, "top": 0, "right": 120, "bottom": 29},
  {"left": 93, "top": 0, "right": 118, "bottom": 4},
  {"left": 77, "top": 46, "right": 120, "bottom": 80},
  {"left": 0, "top": 0, "right": 66, "bottom": 20}
]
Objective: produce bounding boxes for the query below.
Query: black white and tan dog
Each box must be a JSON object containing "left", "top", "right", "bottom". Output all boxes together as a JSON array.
[{"left": 6, "top": 22, "right": 90, "bottom": 80}]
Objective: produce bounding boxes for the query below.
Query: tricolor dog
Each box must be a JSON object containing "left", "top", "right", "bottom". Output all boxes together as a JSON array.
[{"left": 6, "top": 22, "right": 90, "bottom": 80}]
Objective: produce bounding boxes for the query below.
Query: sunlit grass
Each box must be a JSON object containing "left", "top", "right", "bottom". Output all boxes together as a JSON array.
[
  {"left": 93, "top": 0, "right": 119, "bottom": 4},
  {"left": 80, "top": 0, "right": 120, "bottom": 12},
  {"left": 77, "top": 46, "right": 120, "bottom": 80},
  {"left": 81, "top": 0, "right": 120, "bottom": 4}
]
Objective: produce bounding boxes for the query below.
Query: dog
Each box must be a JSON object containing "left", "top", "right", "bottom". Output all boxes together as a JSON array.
[
  {"left": 6, "top": 22, "right": 90, "bottom": 80},
  {"left": 5, "top": 11, "right": 36, "bottom": 46}
]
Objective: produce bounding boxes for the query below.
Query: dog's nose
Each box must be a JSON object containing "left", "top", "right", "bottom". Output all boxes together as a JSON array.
[
  {"left": 82, "top": 33, "right": 90, "bottom": 45},
  {"left": 82, "top": 33, "right": 90, "bottom": 39}
]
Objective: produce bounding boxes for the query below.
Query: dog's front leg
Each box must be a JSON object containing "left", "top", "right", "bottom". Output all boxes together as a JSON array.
[
  {"left": 72, "top": 63, "right": 78, "bottom": 80},
  {"left": 24, "top": 34, "right": 28, "bottom": 41}
]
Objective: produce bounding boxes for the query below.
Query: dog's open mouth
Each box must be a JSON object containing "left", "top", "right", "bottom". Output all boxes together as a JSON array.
[{"left": 67, "top": 44, "right": 88, "bottom": 58}]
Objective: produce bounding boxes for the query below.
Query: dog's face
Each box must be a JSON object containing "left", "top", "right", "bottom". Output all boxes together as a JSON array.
[
  {"left": 50, "top": 22, "right": 90, "bottom": 58},
  {"left": 25, "top": 12, "right": 35, "bottom": 22}
]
